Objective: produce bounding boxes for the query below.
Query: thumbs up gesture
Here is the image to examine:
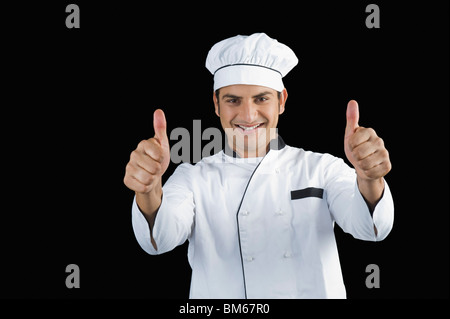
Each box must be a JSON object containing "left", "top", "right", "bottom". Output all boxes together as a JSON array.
[
  {"left": 124, "top": 109, "right": 171, "bottom": 194},
  {"left": 344, "top": 100, "right": 391, "bottom": 182}
]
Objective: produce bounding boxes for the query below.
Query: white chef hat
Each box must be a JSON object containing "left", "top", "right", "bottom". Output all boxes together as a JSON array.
[{"left": 205, "top": 33, "right": 298, "bottom": 92}]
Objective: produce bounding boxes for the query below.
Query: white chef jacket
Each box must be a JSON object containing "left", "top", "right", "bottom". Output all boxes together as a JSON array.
[{"left": 131, "top": 137, "right": 394, "bottom": 299}]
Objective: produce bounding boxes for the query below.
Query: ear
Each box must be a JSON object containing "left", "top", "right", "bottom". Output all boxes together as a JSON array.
[
  {"left": 279, "top": 88, "right": 288, "bottom": 115},
  {"left": 213, "top": 91, "right": 220, "bottom": 117}
]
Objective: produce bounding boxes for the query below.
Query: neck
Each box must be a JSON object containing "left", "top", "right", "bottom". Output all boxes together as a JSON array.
[
  {"left": 233, "top": 144, "right": 270, "bottom": 158},
  {"left": 224, "top": 132, "right": 284, "bottom": 158}
]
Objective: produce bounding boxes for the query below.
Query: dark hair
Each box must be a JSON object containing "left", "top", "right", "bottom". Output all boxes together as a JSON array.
[{"left": 215, "top": 89, "right": 221, "bottom": 102}]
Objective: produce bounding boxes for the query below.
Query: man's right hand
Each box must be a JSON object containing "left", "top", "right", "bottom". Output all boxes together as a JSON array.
[{"left": 124, "top": 109, "right": 170, "bottom": 196}]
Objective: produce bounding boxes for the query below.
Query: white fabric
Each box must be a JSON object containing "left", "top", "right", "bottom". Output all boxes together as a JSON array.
[
  {"left": 214, "top": 64, "right": 284, "bottom": 92},
  {"left": 131, "top": 144, "right": 394, "bottom": 299},
  {"left": 205, "top": 33, "right": 299, "bottom": 91}
]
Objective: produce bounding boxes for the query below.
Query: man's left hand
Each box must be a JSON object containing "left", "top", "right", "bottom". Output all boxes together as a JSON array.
[{"left": 344, "top": 100, "right": 392, "bottom": 181}]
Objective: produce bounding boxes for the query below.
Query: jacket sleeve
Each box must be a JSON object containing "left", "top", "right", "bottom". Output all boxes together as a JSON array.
[
  {"left": 323, "top": 154, "right": 394, "bottom": 241},
  {"left": 131, "top": 163, "right": 195, "bottom": 255}
]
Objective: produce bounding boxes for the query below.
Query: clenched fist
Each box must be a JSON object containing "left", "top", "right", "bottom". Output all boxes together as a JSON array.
[
  {"left": 124, "top": 109, "right": 170, "bottom": 195},
  {"left": 344, "top": 100, "right": 392, "bottom": 181}
]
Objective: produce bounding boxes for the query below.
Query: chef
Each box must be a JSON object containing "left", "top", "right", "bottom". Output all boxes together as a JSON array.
[{"left": 123, "top": 33, "right": 394, "bottom": 298}]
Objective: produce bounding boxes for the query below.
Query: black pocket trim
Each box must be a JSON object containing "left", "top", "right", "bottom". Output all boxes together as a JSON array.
[{"left": 291, "top": 187, "right": 324, "bottom": 200}]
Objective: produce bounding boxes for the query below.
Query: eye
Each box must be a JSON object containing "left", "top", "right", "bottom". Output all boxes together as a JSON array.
[
  {"left": 226, "top": 98, "right": 238, "bottom": 104},
  {"left": 256, "top": 97, "right": 268, "bottom": 103}
]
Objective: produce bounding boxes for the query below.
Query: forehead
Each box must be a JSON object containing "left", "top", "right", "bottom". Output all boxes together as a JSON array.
[{"left": 219, "top": 84, "right": 277, "bottom": 97}]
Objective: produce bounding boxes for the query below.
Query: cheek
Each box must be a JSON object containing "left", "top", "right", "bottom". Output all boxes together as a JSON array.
[
  {"left": 219, "top": 108, "right": 238, "bottom": 126},
  {"left": 262, "top": 107, "right": 279, "bottom": 126},
  {"left": 220, "top": 117, "right": 230, "bottom": 128},
  {"left": 219, "top": 114, "right": 233, "bottom": 128}
]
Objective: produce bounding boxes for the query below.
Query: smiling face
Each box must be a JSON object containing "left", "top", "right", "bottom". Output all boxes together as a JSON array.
[{"left": 213, "top": 84, "right": 288, "bottom": 158}]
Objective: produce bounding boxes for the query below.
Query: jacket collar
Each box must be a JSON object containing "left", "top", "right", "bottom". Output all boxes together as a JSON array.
[{"left": 223, "top": 135, "right": 286, "bottom": 158}]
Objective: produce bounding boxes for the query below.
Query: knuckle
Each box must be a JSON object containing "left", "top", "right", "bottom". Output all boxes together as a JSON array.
[
  {"left": 383, "top": 159, "right": 392, "bottom": 172},
  {"left": 125, "top": 162, "right": 137, "bottom": 176},
  {"left": 124, "top": 163, "right": 132, "bottom": 177},
  {"left": 137, "top": 139, "right": 147, "bottom": 150},
  {"left": 123, "top": 175, "right": 131, "bottom": 187},
  {"left": 387, "top": 161, "right": 392, "bottom": 172},
  {"left": 129, "top": 150, "right": 138, "bottom": 162},
  {"left": 139, "top": 139, "right": 150, "bottom": 147},
  {"left": 124, "top": 176, "right": 141, "bottom": 192},
  {"left": 368, "top": 127, "right": 377, "bottom": 136},
  {"left": 135, "top": 183, "right": 147, "bottom": 194},
  {"left": 142, "top": 185, "right": 152, "bottom": 194},
  {"left": 139, "top": 139, "right": 155, "bottom": 153},
  {"left": 374, "top": 137, "right": 385, "bottom": 150}
]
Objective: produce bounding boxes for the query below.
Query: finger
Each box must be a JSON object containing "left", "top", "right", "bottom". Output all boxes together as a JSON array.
[
  {"left": 136, "top": 156, "right": 163, "bottom": 176},
  {"left": 358, "top": 148, "right": 389, "bottom": 171},
  {"left": 347, "top": 127, "right": 377, "bottom": 150},
  {"left": 345, "top": 100, "right": 360, "bottom": 138},
  {"left": 126, "top": 162, "right": 154, "bottom": 185},
  {"left": 143, "top": 138, "right": 165, "bottom": 162},
  {"left": 153, "top": 109, "right": 169, "bottom": 148},
  {"left": 352, "top": 137, "right": 384, "bottom": 160},
  {"left": 125, "top": 176, "right": 151, "bottom": 194},
  {"left": 352, "top": 143, "right": 376, "bottom": 161},
  {"left": 124, "top": 166, "right": 152, "bottom": 193},
  {"left": 137, "top": 139, "right": 164, "bottom": 163},
  {"left": 360, "top": 159, "right": 392, "bottom": 179},
  {"left": 131, "top": 144, "right": 163, "bottom": 173}
]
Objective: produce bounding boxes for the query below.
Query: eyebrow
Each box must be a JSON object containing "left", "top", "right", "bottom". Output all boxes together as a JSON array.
[
  {"left": 252, "top": 91, "right": 273, "bottom": 99},
  {"left": 222, "top": 94, "right": 241, "bottom": 100},
  {"left": 221, "top": 91, "right": 273, "bottom": 100}
]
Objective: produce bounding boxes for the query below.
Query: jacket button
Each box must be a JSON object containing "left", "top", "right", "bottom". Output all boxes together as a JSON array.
[
  {"left": 241, "top": 210, "right": 249, "bottom": 216},
  {"left": 276, "top": 210, "right": 284, "bottom": 215},
  {"left": 283, "top": 251, "right": 292, "bottom": 258},
  {"left": 245, "top": 256, "right": 254, "bottom": 262},
  {"left": 275, "top": 168, "right": 280, "bottom": 174}
]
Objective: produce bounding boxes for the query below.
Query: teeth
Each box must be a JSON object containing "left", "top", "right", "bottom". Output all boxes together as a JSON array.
[{"left": 238, "top": 124, "right": 261, "bottom": 131}]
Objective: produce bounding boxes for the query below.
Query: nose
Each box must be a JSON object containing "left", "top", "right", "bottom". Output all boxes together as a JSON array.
[{"left": 240, "top": 99, "right": 258, "bottom": 123}]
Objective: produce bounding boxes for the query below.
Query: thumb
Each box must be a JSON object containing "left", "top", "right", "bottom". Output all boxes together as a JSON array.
[
  {"left": 345, "top": 100, "right": 360, "bottom": 138},
  {"left": 153, "top": 109, "right": 169, "bottom": 148}
]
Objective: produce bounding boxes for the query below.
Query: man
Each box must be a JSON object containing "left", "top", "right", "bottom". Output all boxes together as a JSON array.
[{"left": 123, "top": 33, "right": 394, "bottom": 298}]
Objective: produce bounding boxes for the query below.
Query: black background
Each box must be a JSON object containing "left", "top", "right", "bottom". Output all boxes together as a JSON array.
[{"left": 0, "top": 0, "right": 448, "bottom": 303}]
